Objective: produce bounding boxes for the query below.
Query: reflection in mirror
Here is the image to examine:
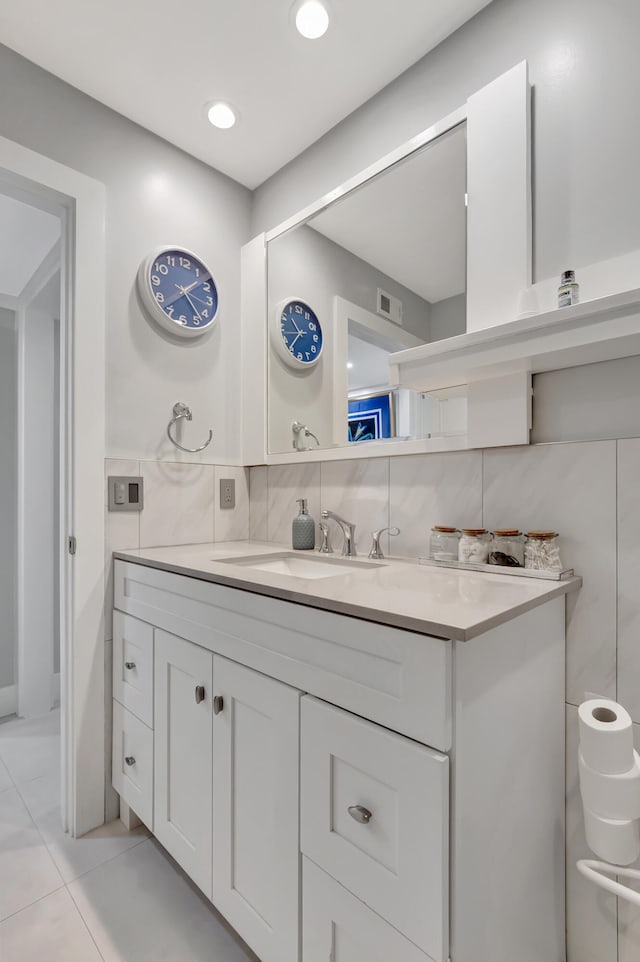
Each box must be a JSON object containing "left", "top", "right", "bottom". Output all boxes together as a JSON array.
[{"left": 267, "top": 123, "right": 467, "bottom": 455}]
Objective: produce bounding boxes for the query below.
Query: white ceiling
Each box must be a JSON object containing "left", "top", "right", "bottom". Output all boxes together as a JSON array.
[
  {"left": 310, "top": 123, "right": 466, "bottom": 303},
  {"left": 0, "top": 193, "right": 60, "bottom": 297},
  {"left": 0, "top": 0, "right": 492, "bottom": 188}
]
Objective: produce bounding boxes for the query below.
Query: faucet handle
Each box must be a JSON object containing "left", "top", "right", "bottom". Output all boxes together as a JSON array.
[
  {"left": 318, "top": 521, "right": 333, "bottom": 554},
  {"left": 368, "top": 526, "right": 400, "bottom": 560}
]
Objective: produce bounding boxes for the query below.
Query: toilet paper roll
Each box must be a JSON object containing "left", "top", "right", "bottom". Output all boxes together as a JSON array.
[
  {"left": 579, "top": 749, "right": 640, "bottom": 821},
  {"left": 583, "top": 806, "right": 640, "bottom": 866},
  {"left": 578, "top": 699, "right": 635, "bottom": 775}
]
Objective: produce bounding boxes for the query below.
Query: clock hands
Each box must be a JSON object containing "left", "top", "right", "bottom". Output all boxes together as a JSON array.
[{"left": 183, "top": 291, "right": 202, "bottom": 322}]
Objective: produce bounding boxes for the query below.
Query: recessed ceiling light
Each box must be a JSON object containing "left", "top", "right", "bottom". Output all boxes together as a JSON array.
[
  {"left": 346, "top": 362, "right": 353, "bottom": 369},
  {"left": 207, "top": 102, "right": 237, "bottom": 129},
  {"left": 295, "top": 1, "right": 330, "bottom": 39}
]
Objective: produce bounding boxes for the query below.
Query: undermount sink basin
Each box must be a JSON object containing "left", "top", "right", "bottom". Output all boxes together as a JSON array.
[{"left": 216, "top": 552, "right": 385, "bottom": 580}]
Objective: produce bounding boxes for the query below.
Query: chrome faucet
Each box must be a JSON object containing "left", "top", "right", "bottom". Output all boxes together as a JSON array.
[
  {"left": 368, "top": 526, "right": 400, "bottom": 560},
  {"left": 317, "top": 520, "right": 333, "bottom": 554},
  {"left": 321, "top": 510, "right": 357, "bottom": 557}
]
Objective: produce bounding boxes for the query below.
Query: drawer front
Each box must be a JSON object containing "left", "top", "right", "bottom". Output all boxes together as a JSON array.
[
  {"left": 303, "top": 859, "right": 429, "bottom": 962},
  {"left": 114, "top": 560, "right": 451, "bottom": 749},
  {"left": 301, "top": 697, "right": 449, "bottom": 961},
  {"left": 112, "top": 701, "right": 153, "bottom": 829},
  {"left": 113, "top": 611, "right": 154, "bottom": 728}
]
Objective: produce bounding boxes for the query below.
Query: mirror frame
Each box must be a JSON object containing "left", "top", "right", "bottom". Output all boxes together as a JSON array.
[{"left": 240, "top": 61, "right": 531, "bottom": 465}]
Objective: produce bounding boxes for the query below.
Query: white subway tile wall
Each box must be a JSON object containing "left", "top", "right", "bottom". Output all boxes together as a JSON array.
[{"left": 250, "top": 438, "right": 640, "bottom": 962}]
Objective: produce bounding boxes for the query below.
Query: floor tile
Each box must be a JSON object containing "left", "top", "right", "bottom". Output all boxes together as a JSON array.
[
  {"left": 69, "top": 839, "right": 257, "bottom": 962},
  {"left": 0, "top": 756, "right": 12, "bottom": 794},
  {"left": 0, "top": 709, "right": 61, "bottom": 786},
  {"left": 18, "top": 770, "right": 148, "bottom": 882},
  {"left": 0, "top": 787, "right": 64, "bottom": 921},
  {"left": 0, "top": 888, "right": 103, "bottom": 962}
]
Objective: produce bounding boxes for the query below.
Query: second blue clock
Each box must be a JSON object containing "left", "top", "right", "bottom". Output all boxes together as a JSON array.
[{"left": 272, "top": 298, "right": 323, "bottom": 369}]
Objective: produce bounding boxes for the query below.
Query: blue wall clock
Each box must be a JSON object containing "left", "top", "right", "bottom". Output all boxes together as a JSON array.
[
  {"left": 137, "top": 246, "right": 219, "bottom": 337},
  {"left": 271, "top": 297, "right": 323, "bottom": 369}
]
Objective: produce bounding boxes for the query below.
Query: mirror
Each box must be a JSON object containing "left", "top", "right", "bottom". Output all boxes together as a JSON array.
[{"left": 267, "top": 122, "right": 467, "bottom": 455}]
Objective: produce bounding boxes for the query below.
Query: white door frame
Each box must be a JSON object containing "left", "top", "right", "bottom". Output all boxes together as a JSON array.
[{"left": 0, "top": 135, "right": 106, "bottom": 837}]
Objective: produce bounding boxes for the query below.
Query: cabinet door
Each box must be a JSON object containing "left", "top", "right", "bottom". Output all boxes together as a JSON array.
[
  {"left": 154, "top": 629, "right": 213, "bottom": 898},
  {"left": 303, "top": 859, "right": 428, "bottom": 962},
  {"left": 212, "top": 656, "right": 301, "bottom": 962}
]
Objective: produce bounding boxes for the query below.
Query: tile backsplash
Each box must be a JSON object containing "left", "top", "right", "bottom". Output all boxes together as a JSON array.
[{"left": 249, "top": 439, "right": 640, "bottom": 962}]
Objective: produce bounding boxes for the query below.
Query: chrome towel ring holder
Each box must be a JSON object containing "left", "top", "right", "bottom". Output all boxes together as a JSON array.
[{"left": 167, "top": 402, "right": 213, "bottom": 453}]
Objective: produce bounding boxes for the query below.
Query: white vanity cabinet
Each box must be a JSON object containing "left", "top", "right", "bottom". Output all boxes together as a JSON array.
[
  {"left": 154, "top": 629, "right": 214, "bottom": 897},
  {"left": 112, "top": 556, "right": 569, "bottom": 962},
  {"left": 212, "top": 656, "right": 301, "bottom": 962}
]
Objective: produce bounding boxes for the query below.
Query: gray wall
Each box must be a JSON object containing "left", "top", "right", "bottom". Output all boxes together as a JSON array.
[
  {"left": 429, "top": 293, "right": 466, "bottom": 343},
  {"left": 0, "top": 308, "right": 16, "bottom": 692},
  {"left": 0, "top": 43, "right": 252, "bottom": 464},
  {"left": 253, "top": 0, "right": 640, "bottom": 289}
]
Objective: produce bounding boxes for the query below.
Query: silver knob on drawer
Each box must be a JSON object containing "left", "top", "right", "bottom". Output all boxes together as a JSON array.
[
  {"left": 124, "top": 662, "right": 136, "bottom": 670},
  {"left": 195, "top": 685, "right": 205, "bottom": 704},
  {"left": 348, "top": 804, "right": 372, "bottom": 824},
  {"left": 213, "top": 695, "right": 224, "bottom": 715},
  {"left": 124, "top": 756, "right": 136, "bottom": 767}
]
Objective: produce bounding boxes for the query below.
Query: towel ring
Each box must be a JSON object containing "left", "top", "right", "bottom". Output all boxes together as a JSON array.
[{"left": 167, "top": 402, "right": 213, "bottom": 453}]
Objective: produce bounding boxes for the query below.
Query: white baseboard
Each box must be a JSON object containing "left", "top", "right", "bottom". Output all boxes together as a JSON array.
[
  {"left": 0, "top": 685, "right": 17, "bottom": 718},
  {"left": 52, "top": 672, "right": 60, "bottom": 709}
]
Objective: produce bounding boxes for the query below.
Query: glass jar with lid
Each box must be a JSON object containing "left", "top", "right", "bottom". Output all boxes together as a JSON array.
[
  {"left": 489, "top": 529, "right": 525, "bottom": 567},
  {"left": 524, "top": 531, "right": 562, "bottom": 571},
  {"left": 429, "top": 526, "right": 460, "bottom": 561},
  {"left": 458, "top": 529, "right": 491, "bottom": 564}
]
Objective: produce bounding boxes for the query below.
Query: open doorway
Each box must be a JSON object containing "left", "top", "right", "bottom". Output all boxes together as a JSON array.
[{"left": 0, "top": 193, "right": 61, "bottom": 721}]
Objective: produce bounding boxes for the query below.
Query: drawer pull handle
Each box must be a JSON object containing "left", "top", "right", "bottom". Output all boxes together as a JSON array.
[
  {"left": 195, "top": 685, "right": 205, "bottom": 704},
  {"left": 213, "top": 695, "right": 224, "bottom": 715},
  {"left": 348, "top": 805, "right": 372, "bottom": 825},
  {"left": 124, "top": 662, "right": 136, "bottom": 670},
  {"left": 124, "top": 756, "right": 136, "bottom": 767}
]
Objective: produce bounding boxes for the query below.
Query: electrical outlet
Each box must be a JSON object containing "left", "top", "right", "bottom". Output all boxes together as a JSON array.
[{"left": 220, "top": 478, "right": 235, "bottom": 509}]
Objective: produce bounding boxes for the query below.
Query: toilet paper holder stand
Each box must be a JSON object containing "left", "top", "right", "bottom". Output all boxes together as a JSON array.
[
  {"left": 578, "top": 698, "right": 640, "bottom": 907},
  {"left": 576, "top": 859, "right": 640, "bottom": 907}
]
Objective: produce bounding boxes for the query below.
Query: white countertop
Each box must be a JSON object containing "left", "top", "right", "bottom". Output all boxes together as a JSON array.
[{"left": 113, "top": 541, "right": 581, "bottom": 641}]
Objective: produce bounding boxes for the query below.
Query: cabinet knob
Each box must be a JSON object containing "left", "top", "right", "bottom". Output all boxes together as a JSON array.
[
  {"left": 213, "top": 695, "right": 224, "bottom": 715},
  {"left": 348, "top": 804, "right": 372, "bottom": 824},
  {"left": 124, "top": 756, "right": 136, "bottom": 767},
  {"left": 124, "top": 662, "right": 136, "bottom": 670},
  {"left": 195, "top": 685, "right": 205, "bottom": 704}
]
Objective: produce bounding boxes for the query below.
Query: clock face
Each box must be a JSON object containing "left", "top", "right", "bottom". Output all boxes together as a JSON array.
[
  {"left": 138, "top": 247, "right": 219, "bottom": 337},
  {"left": 276, "top": 299, "right": 323, "bottom": 367}
]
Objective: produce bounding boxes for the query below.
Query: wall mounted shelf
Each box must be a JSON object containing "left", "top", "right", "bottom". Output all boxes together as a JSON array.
[{"left": 389, "top": 288, "right": 640, "bottom": 393}]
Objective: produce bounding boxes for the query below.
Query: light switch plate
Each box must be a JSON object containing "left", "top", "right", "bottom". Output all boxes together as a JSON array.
[
  {"left": 108, "top": 476, "right": 144, "bottom": 512},
  {"left": 220, "top": 478, "right": 235, "bottom": 509}
]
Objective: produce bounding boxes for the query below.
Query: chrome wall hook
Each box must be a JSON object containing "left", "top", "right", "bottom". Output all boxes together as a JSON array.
[{"left": 167, "top": 402, "right": 213, "bottom": 453}]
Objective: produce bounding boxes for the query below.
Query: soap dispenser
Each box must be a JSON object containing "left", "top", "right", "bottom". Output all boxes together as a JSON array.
[{"left": 292, "top": 498, "right": 316, "bottom": 550}]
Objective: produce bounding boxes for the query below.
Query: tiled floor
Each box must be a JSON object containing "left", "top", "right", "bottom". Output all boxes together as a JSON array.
[{"left": 0, "top": 710, "right": 257, "bottom": 961}]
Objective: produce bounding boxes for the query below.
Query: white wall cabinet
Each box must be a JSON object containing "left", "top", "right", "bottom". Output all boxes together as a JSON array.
[
  {"left": 113, "top": 560, "right": 567, "bottom": 962},
  {"left": 154, "top": 629, "right": 214, "bottom": 898}
]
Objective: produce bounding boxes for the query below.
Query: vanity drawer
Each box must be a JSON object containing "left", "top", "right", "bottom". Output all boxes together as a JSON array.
[
  {"left": 114, "top": 560, "right": 451, "bottom": 749},
  {"left": 301, "top": 697, "right": 449, "bottom": 961},
  {"left": 112, "top": 701, "right": 153, "bottom": 829},
  {"left": 303, "top": 858, "right": 430, "bottom": 962},
  {"left": 113, "top": 611, "right": 154, "bottom": 728}
]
